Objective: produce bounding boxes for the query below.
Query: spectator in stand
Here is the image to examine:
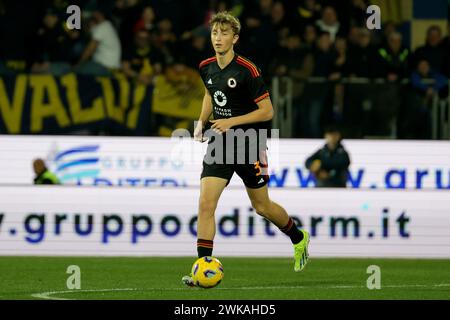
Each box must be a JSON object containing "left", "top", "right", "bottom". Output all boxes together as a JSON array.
[
  {"left": 411, "top": 60, "right": 448, "bottom": 96},
  {"left": 311, "top": 32, "right": 338, "bottom": 78},
  {"left": 373, "top": 20, "right": 397, "bottom": 47},
  {"left": 239, "top": 0, "right": 277, "bottom": 75},
  {"left": 33, "top": 158, "right": 60, "bottom": 185},
  {"left": 302, "top": 24, "right": 318, "bottom": 50},
  {"left": 347, "top": 25, "right": 361, "bottom": 49},
  {"left": 404, "top": 59, "right": 448, "bottom": 139},
  {"left": 75, "top": 4, "right": 121, "bottom": 75},
  {"left": 377, "top": 31, "right": 410, "bottom": 81},
  {"left": 133, "top": 6, "right": 157, "bottom": 35},
  {"left": 346, "top": 28, "right": 377, "bottom": 78},
  {"left": 202, "top": 0, "right": 231, "bottom": 27},
  {"left": 149, "top": 0, "right": 194, "bottom": 36},
  {"left": 331, "top": 36, "right": 348, "bottom": 123},
  {"left": 412, "top": 25, "right": 445, "bottom": 73},
  {"left": 348, "top": 0, "right": 368, "bottom": 28},
  {"left": 439, "top": 22, "right": 450, "bottom": 78},
  {"left": 333, "top": 36, "right": 348, "bottom": 78},
  {"left": 271, "top": 33, "right": 313, "bottom": 80},
  {"left": 153, "top": 18, "right": 178, "bottom": 66},
  {"left": 67, "top": 27, "right": 90, "bottom": 67},
  {"left": 315, "top": 6, "right": 341, "bottom": 42},
  {"left": 271, "top": 1, "right": 290, "bottom": 46},
  {"left": 178, "top": 26, "right": 212, "bottom": 70},
  {"left": 0, "top": 0, "right": 43, "bottom": 74},
  {"left": 299, "top": 31, "right": 337, "bottom": 138},
  {"left": 113, "top": 0, "right": 143, "bottom": 50},
  {"left": 31, "top": 7, "right": 72, "bottom": 75},
  {"left": 288, "top": 0, "right": 322, "bottom": 36},
  {"left": 270, "top": 32, "right": 314, "bottom": 137},
  {"left": 305, "top": 125, "right": 350, "bottom": 188},
  {"left": 345, "top": 28, "right": 378, "bottom": 138},
  {"left": 369, "top": 32, "right": 409, "bottom": 137},
  {"left": 122, "top": 29, "right": 163, "bottom": 86}
]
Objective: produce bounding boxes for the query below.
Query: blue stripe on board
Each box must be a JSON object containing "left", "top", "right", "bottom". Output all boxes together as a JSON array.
[
  {"left": 54, "top": 145, "right": 99, "bottom": 162},
  {"left": 56, "top": 158, "right": 99, "bottom": 172}
]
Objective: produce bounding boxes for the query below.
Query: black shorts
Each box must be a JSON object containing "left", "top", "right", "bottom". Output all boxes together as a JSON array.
[{"left": 201, "top": 149, "right": 269, "bottom": 189}]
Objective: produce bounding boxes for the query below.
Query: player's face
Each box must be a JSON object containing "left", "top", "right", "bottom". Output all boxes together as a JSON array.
[
  {"left": 325, "top": 132, "right": 341, "bottom": 149},
  {"left": 211, "top": 23, "right": 238, "bottom": 55}
]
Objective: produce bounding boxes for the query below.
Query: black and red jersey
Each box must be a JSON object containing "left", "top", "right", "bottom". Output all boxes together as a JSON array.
[{"left": 198, "top": 53, "right": 271, "bottom": 131}]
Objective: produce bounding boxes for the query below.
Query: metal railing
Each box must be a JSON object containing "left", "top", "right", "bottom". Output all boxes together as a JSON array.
[
  {"left": 271, "top": 76, "right": 293, "bottom": 137},
  {"left": 432, "top": 93, "right": 450, "bottom": 139},
  {"left": 271, "top": 76, "right": 450, "bottom": 140}
]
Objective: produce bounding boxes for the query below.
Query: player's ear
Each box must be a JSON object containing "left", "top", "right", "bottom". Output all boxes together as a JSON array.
[{"left": 233, "top": 34, "right": 239, "bottom": 45}]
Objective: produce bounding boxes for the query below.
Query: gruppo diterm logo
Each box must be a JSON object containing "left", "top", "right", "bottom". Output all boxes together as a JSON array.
[
  {"left": 48, "top": 144, "right": 101, "bottom": 183},
  {"left": 45, "top": 143, "right": 187, "bottom": 187}
]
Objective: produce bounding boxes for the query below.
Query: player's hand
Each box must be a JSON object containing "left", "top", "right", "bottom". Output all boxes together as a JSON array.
[
  {"left": 310, "top": 159, "right": 321, "bottom": 173},
  {"left": 194, "top": 121, "right": 206, "bottom": 142},
  {"left": 317, "top": 169, "right": 329, "bottom": 180},
  {"left": 210, "top": 119, "right": 234, "bottom": 134}
]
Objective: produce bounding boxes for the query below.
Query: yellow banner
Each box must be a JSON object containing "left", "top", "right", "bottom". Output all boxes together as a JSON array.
[
  {"left": 152, "top": 66, "right": 204, "bottom": 120},
  {"left": 0, "top": 73, "right": 151, "bottom": 134}
]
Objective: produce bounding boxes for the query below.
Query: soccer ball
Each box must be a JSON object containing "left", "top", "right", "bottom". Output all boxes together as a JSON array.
[{"left": 191, "top": 256, "right": 224, "bottom": 288}]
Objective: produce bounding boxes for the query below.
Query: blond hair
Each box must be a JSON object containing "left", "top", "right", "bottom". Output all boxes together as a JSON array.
[{"left": 209, "top": 11, "right": 241, "bottom": 35}]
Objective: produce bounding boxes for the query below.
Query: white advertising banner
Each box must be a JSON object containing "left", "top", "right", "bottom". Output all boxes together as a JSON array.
[
  {"left": 0, "top": 135, "right": 450, "bottom": 189},
  {"left": 0, "top": 186, "right": 449, "bottom": 258}
]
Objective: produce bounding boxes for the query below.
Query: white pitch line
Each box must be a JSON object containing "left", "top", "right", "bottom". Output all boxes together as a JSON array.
[
  {"left": 30, "top": 284, "right": 450, "bottom": 300},
  {"left": 30, "top": 288, "right": 139, "bottom": 300}
]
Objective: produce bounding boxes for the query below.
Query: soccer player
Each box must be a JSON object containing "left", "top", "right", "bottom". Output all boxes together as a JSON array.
[{"left": 183, "top": 12, "right": 310, "bottom": 286}]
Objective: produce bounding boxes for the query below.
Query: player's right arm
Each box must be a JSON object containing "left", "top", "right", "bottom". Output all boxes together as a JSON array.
[
  {"left": 77, "top": 39, "right": 98, "bottom": 66},
  {"left": 305, "top": 149, "right": 322, "bottom": 172},
  {"left": 194, "top": 88, "right": 213, "bottom": 141}
]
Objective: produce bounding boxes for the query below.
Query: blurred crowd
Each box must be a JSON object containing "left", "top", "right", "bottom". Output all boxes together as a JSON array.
[{"left": 0, "top": 0, "right": 449, "bottom": 139}]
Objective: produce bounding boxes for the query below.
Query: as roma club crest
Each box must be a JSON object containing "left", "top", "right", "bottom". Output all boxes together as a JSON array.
[{"left": 227, "top": 77, "right": 237, "bottom": 88}]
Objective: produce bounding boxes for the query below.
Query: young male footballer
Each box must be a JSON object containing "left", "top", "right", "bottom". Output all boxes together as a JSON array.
[{"left": 183, "top": 12, "right": 310, "bottom": 286}]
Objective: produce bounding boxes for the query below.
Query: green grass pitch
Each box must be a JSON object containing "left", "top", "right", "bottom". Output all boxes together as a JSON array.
[{"left": 0, "top": 257, "right": 449, "bottom": 300}]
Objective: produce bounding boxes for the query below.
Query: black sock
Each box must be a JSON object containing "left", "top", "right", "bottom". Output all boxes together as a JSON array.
[
  {"left": 280, "top": 218, "right": 304, "bottom": 244},
  {"left": 197, "top": 239, "right": 213, "bottom": 258}
]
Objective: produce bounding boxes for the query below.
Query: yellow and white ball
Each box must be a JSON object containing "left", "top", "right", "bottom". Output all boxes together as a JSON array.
[{"left": 191, "top": 256, "right": 224, "bottom": 288}]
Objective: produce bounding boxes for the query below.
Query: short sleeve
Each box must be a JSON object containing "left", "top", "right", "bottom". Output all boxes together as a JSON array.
[
  {"left": 198, "top": 57, "right": 216, "bottom": 85},
  {"left": 247, "top": 72, "right": 269, "bottom": 103},
  {"left": 91, "top": 24, "right": 104, "bottom": 42}
]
